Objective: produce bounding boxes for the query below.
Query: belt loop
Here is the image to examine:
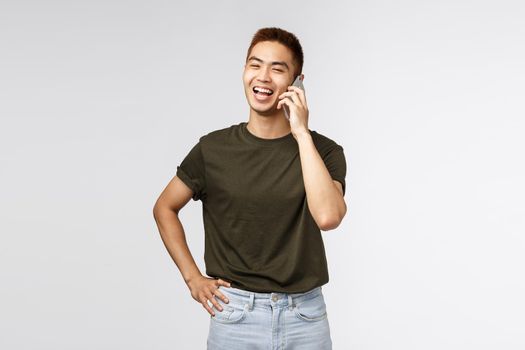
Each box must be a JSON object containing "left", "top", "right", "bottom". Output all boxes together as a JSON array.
[
  {"left": 248, "top": 293, "right": 254, "bottom": 311},
  {"left": 288, "top": 294, "right": 294, "bottom": 311}
]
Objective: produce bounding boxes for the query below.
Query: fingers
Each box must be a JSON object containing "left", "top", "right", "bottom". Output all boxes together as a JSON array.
[
  {"left": 209, "top": 293, "right": 224, "bottom": 313},
  {"left": 213, "top": 290, "right": 229, "bottom": 304},
  {"left": 278, "top": 91, "right": 302, "bottom": 108},
  {"left": 277, "top": 97, "right": 294, "bottom": 112},
  {"left": 213, "top": 279, "right": 230, "bottom": 304},
  {"left": 201, "top": 290, "right": 222, "bottom": 316},
  {"left": 217, "top": 278, "right": 232, "bottom": 288},
  {"left": 288, "top": 86, "right": 307, "bottom": 107},
  {"left": 279, "top": 86, "right": 307, "bottom": 109},
  {"left": 201, "top": 279, "right": 232, "bottom": 317},
  {"left": 201, "top": 294, "right": 217, "bottom": 316}
]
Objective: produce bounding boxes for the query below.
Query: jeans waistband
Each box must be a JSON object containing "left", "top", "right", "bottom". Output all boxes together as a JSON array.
[{"left": 217, "top": 285, "right": 323, "bottom": 311}]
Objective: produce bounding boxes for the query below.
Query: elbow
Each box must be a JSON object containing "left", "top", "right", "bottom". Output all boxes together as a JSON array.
[
  {"left": 318, "top": 208, "right": 347, "bottom": 231},
  {"left": 152, "top": 200, "right": 165, "bottom": 219},
  {"left": 319, "top": 218, "right": 341, "bottom": 231},
  {"left": 152, "top": 205, "right": 160, "bottom": 220},
  {"left": 318, "top": 215, "right": 342, "bottom": 231},
  {"left": 152, "top": 200, "right": 160, "bottom": 217},
  {"left": 153, "top": 201, "right": 180, "bottom": 219}
]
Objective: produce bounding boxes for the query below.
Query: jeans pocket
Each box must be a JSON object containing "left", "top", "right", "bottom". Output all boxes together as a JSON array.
[
  {"left": 211, "top": 299, "right": 248, "bottom": 324},
  {"left": 293, "top": 293, "right": 328, "bottom": 322}
]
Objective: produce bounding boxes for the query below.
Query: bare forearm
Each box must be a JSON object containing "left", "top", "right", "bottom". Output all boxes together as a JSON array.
[
  {"left": 152, "top": 207, "right": 202, "bottom": 284},
  {"left": 296, "top": 132, "right": 346, "bottom": 230}
]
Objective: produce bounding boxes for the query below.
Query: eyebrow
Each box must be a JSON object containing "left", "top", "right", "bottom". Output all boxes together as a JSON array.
[{"left": 247, "top": 56, "right": 289, "bottom": 71}]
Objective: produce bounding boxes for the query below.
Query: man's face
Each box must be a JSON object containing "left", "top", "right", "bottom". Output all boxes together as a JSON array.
[{"left": 242, "top": 41, "right": 297, "bottom": 116}]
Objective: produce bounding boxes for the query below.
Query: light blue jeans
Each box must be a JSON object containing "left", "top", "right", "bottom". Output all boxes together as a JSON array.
[{"left": 207, "top": 285, "right": 332, "bottom": 349}]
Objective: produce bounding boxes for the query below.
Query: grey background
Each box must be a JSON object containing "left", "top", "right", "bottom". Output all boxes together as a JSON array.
[{"left": 1, "top": 0, "right": 524, "bottom": 349}]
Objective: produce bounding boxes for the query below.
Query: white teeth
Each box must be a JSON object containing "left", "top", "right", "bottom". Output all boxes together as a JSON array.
[{"left": 254, "top": 87, "right": 273, "bottom": 94}]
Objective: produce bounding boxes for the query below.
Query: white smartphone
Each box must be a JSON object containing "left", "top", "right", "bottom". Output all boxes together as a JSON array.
[{"left": 284, "top": 75, "right": 305, "bottom": 120}]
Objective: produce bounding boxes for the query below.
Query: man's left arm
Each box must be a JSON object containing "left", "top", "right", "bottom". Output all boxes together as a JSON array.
[
  {"left": 296, "top": 132, "right": 347, "bottom": 231},
  {"left": 278, "top": 84, "right": 347, "bottom": 231}
]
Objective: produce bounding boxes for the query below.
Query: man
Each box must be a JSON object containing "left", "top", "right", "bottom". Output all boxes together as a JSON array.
[{"left": 153, "top": 27, "right": 347, "bottom": 349}]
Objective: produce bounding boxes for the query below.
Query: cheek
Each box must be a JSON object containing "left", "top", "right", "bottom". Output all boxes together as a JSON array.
[
  {"left": 243, "top": 76, "right": 254, "bottom": 88},
  {"left": 243, "top": 70, "right": 255, "bottom": 80}
]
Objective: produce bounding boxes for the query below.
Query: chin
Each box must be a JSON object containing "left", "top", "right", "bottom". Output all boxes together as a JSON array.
[{"left": 251, "top": 107, "right": 271, "bottom": 115}]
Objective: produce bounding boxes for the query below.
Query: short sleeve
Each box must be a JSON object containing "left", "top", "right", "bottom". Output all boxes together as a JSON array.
[
  {"left": 176, "top": 140, "right": 206, "bottom": 201},
  {"left": 323, "top": 144, "right": 347, "bottom": 196}
]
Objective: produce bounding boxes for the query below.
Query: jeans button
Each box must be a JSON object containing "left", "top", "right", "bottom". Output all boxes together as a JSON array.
[{"left": 271, "top": 295, "right": 278, "bottom": 302}]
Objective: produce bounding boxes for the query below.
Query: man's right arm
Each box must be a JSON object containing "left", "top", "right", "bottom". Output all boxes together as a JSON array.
[
  {"left": 152, "top": 175, "right": 202, "bottom": 284},
  {"left": 153, "top": 175, "right": 231, "bottom": 316}
]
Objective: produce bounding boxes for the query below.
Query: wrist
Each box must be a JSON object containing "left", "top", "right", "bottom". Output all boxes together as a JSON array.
[
  {"left": 294, "top": 130, "right": 312, "bottom": 143},
  {"left": 184, "top": 272, "right": 203, "bottom": 285}
]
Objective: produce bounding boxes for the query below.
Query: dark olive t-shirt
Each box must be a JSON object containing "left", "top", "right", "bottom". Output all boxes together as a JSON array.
[{"left": 176, "top": 121, "right": 346, "bottom": 293}]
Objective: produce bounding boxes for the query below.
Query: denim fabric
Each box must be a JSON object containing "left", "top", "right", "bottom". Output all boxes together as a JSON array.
[{"left": 207, "top": 285, "right": 332, "bottom": 350}]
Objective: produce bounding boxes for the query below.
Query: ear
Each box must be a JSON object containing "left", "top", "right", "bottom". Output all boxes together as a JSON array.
[{"left": 300, "top": 73, "right": 304, "bottom": 81}]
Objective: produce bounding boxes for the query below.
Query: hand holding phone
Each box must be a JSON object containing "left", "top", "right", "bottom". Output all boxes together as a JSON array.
[{"left": 283, "top": 75, "right": 305, "bottom": 120}]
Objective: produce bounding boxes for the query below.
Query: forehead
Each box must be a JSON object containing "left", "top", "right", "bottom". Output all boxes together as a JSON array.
[{"left": 248, "top": 41, "right": 294, "bottom": 64}]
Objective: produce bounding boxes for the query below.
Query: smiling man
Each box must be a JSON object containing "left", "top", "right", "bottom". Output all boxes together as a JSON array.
[{"left": 153, "top": 27, "right": 347, "bottom": 349}]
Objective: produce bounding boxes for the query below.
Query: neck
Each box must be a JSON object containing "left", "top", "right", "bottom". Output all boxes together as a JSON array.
[{"left": 246, "top": 114, "right": 291, "bottom": 139}]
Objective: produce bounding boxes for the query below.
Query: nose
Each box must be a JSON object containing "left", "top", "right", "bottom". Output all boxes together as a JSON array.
[{"left": 256, "top": 66, "right": 271, "bottom": 82}]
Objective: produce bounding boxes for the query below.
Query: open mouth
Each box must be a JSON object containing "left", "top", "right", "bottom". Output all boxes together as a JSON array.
[
  {"left": 253, "top": 86, "right": 273, "bottom": 96},
  {"left": 252, "top": 86, "right": 273, "bottom": 100}
]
